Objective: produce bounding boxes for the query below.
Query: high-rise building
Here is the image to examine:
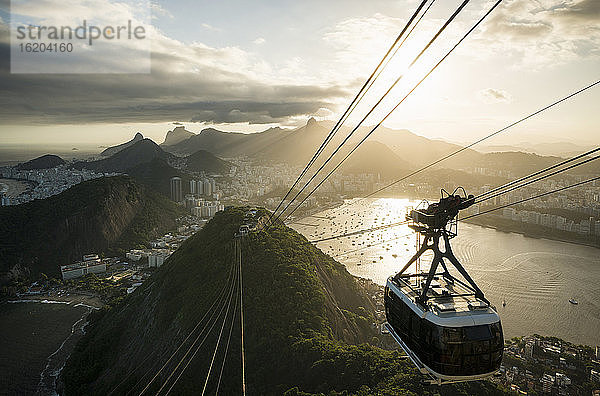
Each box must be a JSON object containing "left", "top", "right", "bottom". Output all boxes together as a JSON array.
[
  {"left": 197, "top": 180, "right": 204, "bottom": 195},
  {"left": 170, "top": 177, "right": 182, "bottom": 202},
  {"left": 189, "top": 180, "right": 197, "bottom": 195},
  {"left": 203, "top": 178, "right": 212, "bottom": 197}
]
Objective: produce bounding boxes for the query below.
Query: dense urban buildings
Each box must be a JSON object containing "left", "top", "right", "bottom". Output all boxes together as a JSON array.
[{"left": 0, "top": 165, "right": 116, "bottom": 206}]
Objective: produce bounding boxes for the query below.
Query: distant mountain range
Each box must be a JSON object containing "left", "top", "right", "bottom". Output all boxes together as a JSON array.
[
  {"left": 0, "top": 176, "right": 183, "bottom": 281},
  {"left": 161, "top": 118, "right": 475, "bottom": 167},
  {"left": 165, "top": 125, "right": 290, "bottom": 158},
  {"left": 12, "top": 121, "right": 595, "bottom": 193},
  {"left": 161, "top": 126, "right": 195, "bottom": 146},
  {"left": 16, "top": 154, "right": 65, "bottom": 170},
  {"left": 476, "top": 141, "right": 597, "bottom": 158},
  {"left": 78, "top": 137, "right": 233, "bottom": 175},
  {"left": 338, "top": 141, "right": 411, "bottom": 177},
  {"left": 74, "top": 137, "right": 234, "bottom": 197},
  {"left": 160, "top": 119, "right": 598, "bottom": 178},
  {"left": 162, "top": 118, "right": 415, "bottom": 176},
  {"left": 101, "top": 132, "right": 144, "bottom": 156},
  {"left": 77, "top": 138, "right": 174, "bottom": 173}
]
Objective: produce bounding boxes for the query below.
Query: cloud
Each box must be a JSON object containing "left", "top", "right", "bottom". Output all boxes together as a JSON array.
[
  {"left": 476, "top": 0, "right": 600, "bottom": 67},
  {"left": 544, "top": 0, "right": 600, "bottom": 22},
  {"left": 478, "top": 88, "right": 512, "bottom": 104},
  {"left": 150, "top": 3, "right": 173, "bottom": 19},
  {"left": 322, "top": 13, "right": 404, "bottom": 78},
  {"left": 188, "top": 101, "right": 328, "bottom": 124},
  {"left": 485, "top": 1, "right": 553, "bottom": 39},
  {"left": 487, "top": 17, "right": 552, "bottom": 38},
  {"left": 201, "top": 23, "right": 221, "bottom": 32},
  {"left": 0, "top": 40, "right": 342, "bottom": 124},
  {"left": 253, "top": 37, "right": 266, "bottom": 45},
  {"left": 0, "top": 0, "right": 347, "bottom": 125}
]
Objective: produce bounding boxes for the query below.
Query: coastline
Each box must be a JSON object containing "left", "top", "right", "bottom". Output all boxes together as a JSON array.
[
  {"left": 463, "top": 215, "right": 600, "bottom": 250},
  {"left": 0, "top": 299, "right": 96, "bottom": 395},
  {"left": 6, "top": 293, "right": 104, "bottom": 309}
]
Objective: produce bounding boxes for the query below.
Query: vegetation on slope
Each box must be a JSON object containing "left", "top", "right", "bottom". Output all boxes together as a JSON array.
[
  {"left": 61, "top": 208, "right": 508, "bottom": 395},
  {"left": 17, "top": 154, "right": 65, "bottom": 170},
  {"left": 185, "top": 149, "right": 233, "bottom": 174},
  {"left": 124, "top": 158, "right": 190, "bottom": 197},
  {"left": 0, "top": 176, "right": 183, "bottom": 283}
]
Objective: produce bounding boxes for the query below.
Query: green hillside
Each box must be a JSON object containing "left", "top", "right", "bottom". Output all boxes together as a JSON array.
[
  {"left": 17, "top": 154, "right": 65, "bottom": 170},
  {"left": 61, "top": 208, "right": 508, "bottom": 395},
  {"left": 125, "top": 158, "right": 191, "bottom": 197},
  {"left": 185, "top": 149, "right": 233, "bottom": 175},
  {"left": 0, "top": 176, "right": 184, "bottom": 283}
]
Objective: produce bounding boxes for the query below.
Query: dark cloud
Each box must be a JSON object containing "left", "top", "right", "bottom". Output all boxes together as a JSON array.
[
  {"left": 546, "top": 0, "right": 600, "bottom": 21},
  {"left": 188, "top": 101, "right": 325, "bottom": 124},
  {"left": 484, "top": 0, "right": 600, "bottom": 41},
  {"left": 0, "top": 68, "right": 337, "bottom": 124},
  {"left": 486, "top": 12, "right": 553, "bottom": 39},
  {"left": 0, "top": 24, "right": 347, "bottom": 125}
]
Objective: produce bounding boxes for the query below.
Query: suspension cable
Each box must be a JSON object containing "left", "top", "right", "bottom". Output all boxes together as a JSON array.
[
  {"left": 266, "top": 0, "right": 431, "bottom": 226},
  {"left": 474, "top": 154, "right": 600, "bottom": 204},
  {"left": 474, "top": 147, "right": 600, "bottom": 201},
  {"left": 199, "top": 264, "right": 239, "bottom": 396},
  {"left": 239, "top": 236, "right": 247, "bottom": 396},
  {"left": 332, "top": 232, "right": 415, "bottom": 258},
  {"left": 152, "top": 244, "right": 238, "bottom": 395},
  {"left": 214, "top": 266, "right": 240, "bottom": 394},
  {"left": 309, "top": 152, "right": 598, "bottom": 246},
  {"left": 463, "top": 177, "right": 600, "bottom": 221},
  {"left": 279, "top": 0, "right": 504, "bottom": 224},
  {"left": 161, "top": 260, "right": 238, "bottom": 396},
  {"left": 269, "top": 0, "right": 474, "bottom": 226},
  {"left": 306, "top": 220, "right": 409, "bottom": 244},
  {"left": 362, "top": 80, "right": 600, "bottom": 201},
  {"left": 328, "top": 178, "right": 598, "bottom": 259},
  {"left": 137, "top": 260, "right": 234, "bottom": 395}
]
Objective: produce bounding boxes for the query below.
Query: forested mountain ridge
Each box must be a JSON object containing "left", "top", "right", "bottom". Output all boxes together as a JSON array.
[
  {"left": 61, "top": 207, "right": 507, "bottom": 395},
  {"left": 0, "top": 176, "right": 183, "bottom": 283}
]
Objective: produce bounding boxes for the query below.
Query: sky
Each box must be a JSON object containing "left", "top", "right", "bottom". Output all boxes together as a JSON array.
[{"left": 0, "top": 0, "right": 598, "bottom": 148}]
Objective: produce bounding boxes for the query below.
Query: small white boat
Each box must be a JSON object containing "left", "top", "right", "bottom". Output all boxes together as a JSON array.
[{"left": 569, "top": 298, "right": 578, "bottom": 305}]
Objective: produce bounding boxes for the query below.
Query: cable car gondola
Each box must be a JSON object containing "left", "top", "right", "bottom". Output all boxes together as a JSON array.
[{"left": 384, "top": 189, "right": 503, "bottom": 384}]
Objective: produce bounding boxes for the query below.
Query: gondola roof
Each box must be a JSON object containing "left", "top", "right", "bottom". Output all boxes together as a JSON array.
[{"left": 387, "top": 275, "right": 500, "bottom": 327}]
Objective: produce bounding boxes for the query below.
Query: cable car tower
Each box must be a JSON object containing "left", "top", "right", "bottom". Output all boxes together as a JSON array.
[
  {"left": 397, "top": 188, "right": 486, "bottom": 305},
  {"left": 384, "top": 188, "right": 503, "bottom": 385}
]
